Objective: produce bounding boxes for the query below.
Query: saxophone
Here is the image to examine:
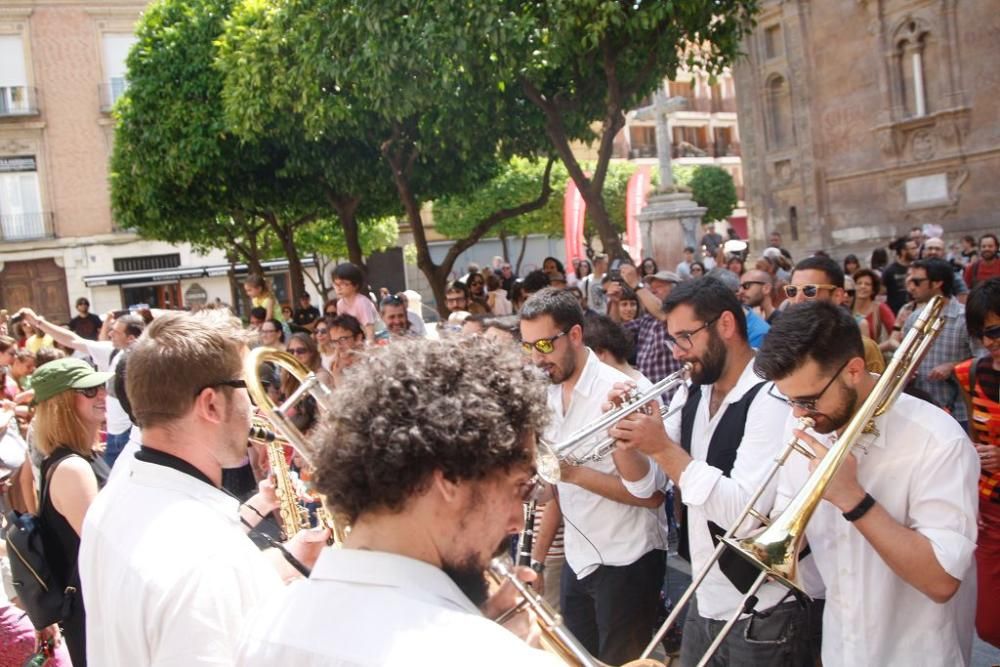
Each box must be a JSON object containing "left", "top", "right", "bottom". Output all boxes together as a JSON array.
[{"left": 250, "top": 420, "right": 310, "bottom": 540}]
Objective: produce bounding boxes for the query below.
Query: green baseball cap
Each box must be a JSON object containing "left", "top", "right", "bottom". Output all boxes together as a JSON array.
[{"left": 31, "top": 357, "right": 114, "bottom": 405}]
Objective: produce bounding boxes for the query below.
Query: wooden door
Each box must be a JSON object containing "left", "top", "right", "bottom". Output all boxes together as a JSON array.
[{"left": 0, "top": 257, "right": 70, "bottom": 323}]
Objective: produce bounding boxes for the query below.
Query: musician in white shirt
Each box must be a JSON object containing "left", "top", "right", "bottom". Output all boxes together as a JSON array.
[
  {"left": 754, "top": 301, "right": 978, "bottom": 666},
  {"left": 519, "top": 288, "right": 667, "bottom": 664},
  {"left": 237, "top": 337, "right": 561, "bottom": 666}
]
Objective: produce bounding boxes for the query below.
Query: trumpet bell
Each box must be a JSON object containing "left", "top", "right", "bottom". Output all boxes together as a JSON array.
[{"left": 536, "top": 439, "right": 562, "bottom": 484}]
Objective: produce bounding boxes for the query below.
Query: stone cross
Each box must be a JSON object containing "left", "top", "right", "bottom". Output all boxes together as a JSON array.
[{"left": 632, "top": 86, "right": 688, "bottom": 192}]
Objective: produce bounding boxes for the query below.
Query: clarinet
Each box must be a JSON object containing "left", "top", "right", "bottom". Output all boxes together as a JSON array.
[{"left": 517, "top": 500, "right": 537, "bottom": 567}]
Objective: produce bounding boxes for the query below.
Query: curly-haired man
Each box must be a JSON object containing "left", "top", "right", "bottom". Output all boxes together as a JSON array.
[{"left": 236, "top": 337, "right": 562, "bottom": 666}]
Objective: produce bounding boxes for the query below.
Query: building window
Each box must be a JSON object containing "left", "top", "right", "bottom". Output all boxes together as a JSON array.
[
  {"left": 0, "top": 156, "right": 47, "bottom": 241},
  {"left": 894, "top": 20, "right": 931, "bottom": 118},
  {"left": 763, "top": 24, "right": 783, "bottom": 60},
  {"left": 114, "top": 253, "right": 181, "bottom": 272},
  {"left": 101, "top": 34, "right": 138, "bottom": 111},
  {"left": 0, "top": 35, "right": 35, "bottom": 116},
  {"left": 766, "top": 75, "right": 794, "bottom": 150}
]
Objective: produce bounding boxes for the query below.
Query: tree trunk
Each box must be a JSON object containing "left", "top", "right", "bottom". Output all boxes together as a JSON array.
[
  {"left": 515, "top": 235, "right": 529, "bottom": 275},
  {"left": 499, "top": 227, "right": 511, "bottom": 263},
  {"left": 327, "top": 192, "right": 365, "bottom": 271}
]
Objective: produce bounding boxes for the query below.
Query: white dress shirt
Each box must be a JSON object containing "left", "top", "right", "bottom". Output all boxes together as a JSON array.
[
  {"left": 773, "top": 392, "right": 979, "bottom": 666},
  {"left": 236, "top": 548, "right": 562, "bottom": 666},
  {"left": 545, "top": 349, "right": 666, "bottom": 578},
  {"left": 663, "top": 357, "right": 820, "bottom": 619},
  {"left": 80, "top": 458, "right": 283, "bottom": 666}
]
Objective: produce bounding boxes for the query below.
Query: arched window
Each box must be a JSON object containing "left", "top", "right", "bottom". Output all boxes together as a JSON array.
[
  {"left": 767, "top": 75, "right": 793, "bottom": 149},
  {"left": 894, "top": 19, "right": 932, "bottom": 118}
]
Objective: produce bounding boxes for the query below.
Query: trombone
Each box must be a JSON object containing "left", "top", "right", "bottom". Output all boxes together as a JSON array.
[
  {"left": 244, "top": 346, "right": 346, "bottom": 544},
  {"left": 639, "top": 296, "right": 946, "bottom": 665},
  {"left": 537, "top": 363, "right": 692, "bottom": 483}
]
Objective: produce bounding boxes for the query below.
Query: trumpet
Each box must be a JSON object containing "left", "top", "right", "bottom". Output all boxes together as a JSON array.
[{"left": 536, "top": 363, "right": 691, "bottom": 483}]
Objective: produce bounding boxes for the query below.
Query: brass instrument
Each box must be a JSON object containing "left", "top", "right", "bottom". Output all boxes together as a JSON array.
[
  {"left": 244, "top": 347, "right": 346, "bottom": 544},
  {"left": 488, "top": 557, "right": 664, "bottom": 667},
  {"left": 248, "top": 416, "right": 310, "bottom": 540},
  {"left": 666, "top": 295, "right": 946, "bottom": 666},
  {"left": 537, "top": 363, "right": 692, "bottom": 483}
]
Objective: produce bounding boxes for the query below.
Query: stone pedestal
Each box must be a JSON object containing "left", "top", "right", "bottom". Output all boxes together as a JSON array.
[{"left": 637, "top": 191, "right": 706, "bottom": 272}]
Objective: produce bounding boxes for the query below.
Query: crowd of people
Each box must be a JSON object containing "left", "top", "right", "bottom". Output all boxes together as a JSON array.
[{"left": 0, "top": 225, "right": 995, "bottom": 666}]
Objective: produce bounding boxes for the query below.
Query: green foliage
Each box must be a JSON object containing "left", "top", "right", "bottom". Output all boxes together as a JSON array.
[
  {"left": 290, "top": 217, "right": 399, "bottom": 260},
  {"left": 687, "top": 165, "right": 738, "bottom": 223}
]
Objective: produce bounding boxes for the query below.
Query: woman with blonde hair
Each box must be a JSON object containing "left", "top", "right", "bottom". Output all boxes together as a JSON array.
[
  {"left": 244, "top": 274, "right": 281, "bottom": 323},
  {"left": 29, "top": 358, "right": 112, "bottom": 666}
]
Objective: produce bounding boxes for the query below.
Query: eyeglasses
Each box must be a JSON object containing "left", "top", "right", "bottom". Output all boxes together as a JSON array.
[
  {"left": 739, "top": 281, "right": 766, "bottom": 291},
  {"left": 331, "top": 334, "right": 357, "bottom": 345},
  {"left": 521, "top": 329, "right": 569, "bottom": 355},
  {"left": 906, "top": 277, "right": 928, "bottom": 286},
  {"left": 287, "top": 347, "right": 309, "bottom": 356},
  {"left": 260, "top": 328, "right": 279, "bottom": 334},
  {"left": 783, "top": 284, "right": 837, "bottom": 299},
  {"left": 75, "top": 386, "right": 102, "bottom": 399},
  {"left": 980, "top": 325, "right": 1000, "bottom": 341},
  {"left": 315, "top": 327, "right": 329, "bottom": 335},
  {"left": 194, "top": 379, "right": 247, "bottom": 396},
  {"left": 665, "top": 316, "right": 719, "bottom": 352},
  {"left": 767, "top": 359, "right": 849, "bottom": 412}
]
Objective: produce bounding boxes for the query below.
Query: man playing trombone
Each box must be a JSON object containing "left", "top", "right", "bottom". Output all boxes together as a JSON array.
[
  {"left": 753, "top": 301, "right": 978, "bottom": 665},
  {"left": 610, "top": 277, "right": 818, "bottom": 666}
]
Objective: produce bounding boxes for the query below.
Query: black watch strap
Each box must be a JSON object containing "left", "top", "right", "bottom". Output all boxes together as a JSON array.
[
  {"left": 842, "top": 493, "right": 876, "bottom": 522},
  {"left": 529, "top": 560, "right": 545, "bottom": 574}
]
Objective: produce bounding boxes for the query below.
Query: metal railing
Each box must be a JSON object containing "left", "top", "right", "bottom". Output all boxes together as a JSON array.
[
  {"left": 0, "top": 86, "right": 40, "bottom": 117},
  {"left": 0, "top": 212, "right": 55, "bottom": 241}
]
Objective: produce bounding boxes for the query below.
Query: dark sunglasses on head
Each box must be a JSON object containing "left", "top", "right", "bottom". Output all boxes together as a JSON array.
[
  {"left": 783, "top": 284, "right": 837, "bottom": 299},
  {"left": 521, "top": 330, "right": 568, "bottom": 355},
  {"left": 75, "top": 386, "right": 102, "bottom": 399}
]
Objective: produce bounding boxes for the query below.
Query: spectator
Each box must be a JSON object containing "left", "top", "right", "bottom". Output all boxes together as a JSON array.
[
  {"left": 520, "top": 270, "right": 552, "bottom": 302},
  {"left": 958, "top": 234, "right": 978, "bottom": 268},
  {"left": 573, "top": 259, "right": 593, "bottom": 290},
  {"left": 688, "top": 261, "right": 705, "bottom": 279},
  {"left": 738, "top": 269, "right": 779, "bottom": 324},
  {"left": 843, "top": 254, "right": 861, "bottom": 277},
  {"left": 617, "top": 286, "right": 640, "bottom": 323},
  {"left": 68, "top": 298, "right": 102, "bottom": 341},
  {"left": 582, "top": 312, "right": 648, "bottom": 389},
  {"left": 882, "top": 236, "right": 919, "bottom": 313},
  {"left": 243, "top": 274, "right": 280, "bottom": 322},
  {"left": 589, "top": 255, "right": 609, "bottom": 314},
  {"left": 964, "top": 233, "right": 1000, "bottom": 290},
  {"left": 466, "top": 273, "right": 492, "bottom": 314},
  {"left": 852, "top": 269, "right": 895, "bottom": 352},
  {"left": 709, "top": 268, "right": 770, "bottom": 349},
  {"left": 485, "top": 274, "right": 512, "bottom": 315},
  {"left": 675, "top": 246, "right": 695, "bottom": 280},
  {"left": 482, "top": 315, "right": 520, "bottom": 346},
  {"left": 498, "top": 262, "right": 517, "bottom": 293},
  {"left": 614, "top": 266, "right": 683, "bottom": 389},
  {"left": 31, "top": 357, "right": 114, "bottom": 666},
  {"left": 541, "top": 257, "right": 565, "bottom": 277},
  {"left": 333, "top": 263, "right": 378, "bottom": 342},
  {"left": 292, "top": 293, "right": 321, "bottom": 332},
  {"left": 21, "top": 320, "right": 54, "bottom": 355},
  {"left": 379, "top": 295, "right": 412, "bottom": 338},
  {"left": 326, "top": 314, "right": 366, "bottom": 386},
  {"left": 258, "top": 319, "right": 285, "bottom": 351},
  {"left": 922, "top": 237, "right": 968, "bottom": 302},
  {"left": 640, "top": 258, "right": 658, "bottom": 279},
  {"left": 870, "top": 246, "right": 889, "bottom": 274}
]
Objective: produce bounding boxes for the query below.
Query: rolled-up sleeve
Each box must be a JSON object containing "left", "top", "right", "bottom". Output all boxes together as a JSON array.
[{"left": 622, "top": 457, "right": 669, "bottom": 498}]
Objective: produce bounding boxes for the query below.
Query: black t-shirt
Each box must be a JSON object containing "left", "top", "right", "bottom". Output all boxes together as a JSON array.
[
  {"left": 293, "top": 305, "right": 320, "bottom": 327},
  {"left": 881, "top": 261, "right": 910, "bottom": 314},
  {"left": 68, "top": 313, "right": 103, "bottom": 340}
]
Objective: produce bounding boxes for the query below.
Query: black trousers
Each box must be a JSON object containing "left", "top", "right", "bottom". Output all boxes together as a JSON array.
[{"left": 560, "top": 548, "right": 666, "bottom": 664}]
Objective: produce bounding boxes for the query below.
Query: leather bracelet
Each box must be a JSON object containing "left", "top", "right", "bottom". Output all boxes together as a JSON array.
[{"left": 842, "top": 492, "right": 876, "bottom": 522}]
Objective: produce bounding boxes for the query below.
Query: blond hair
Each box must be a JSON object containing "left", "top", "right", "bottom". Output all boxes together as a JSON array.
[
  {"left": 127, "top": 310, "right": 252, "bottom": 429},
  {"left": 34, "top": 390, "right": 97, "bottom": 457}
]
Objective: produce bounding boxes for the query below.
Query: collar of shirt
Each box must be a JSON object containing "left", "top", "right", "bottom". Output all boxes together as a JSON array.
[
  {"left": 126, "top": 457, "right": 239, "bottom": 522},
  {"left": 701, "top": 353, "right": 767, "bottom": 412},
  {"left": 311, "top": 548, "right": 481, "bottom": 616},
  {"left": 135, "top": 445, "right": 216, "bottom": 487},
  {"left": 547, "top": 348, "right": 604, "bottom": 416}
]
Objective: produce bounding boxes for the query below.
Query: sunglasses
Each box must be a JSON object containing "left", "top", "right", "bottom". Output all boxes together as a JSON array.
[
  {"left": 783, "top": 284, "right": 837, "bottom": 299},
  {"left": 906, "top": 277, "right": 928, "bottom": 286},
  {"left": 315, "top": 327, "right": 329, "bottom": 335},
  {"left": 521, "top": 329, "right": 569, "bottom": 355},
  {"left": 287, "top": 347, "right": 309, "bottom": 356},
  {"left": 194, "top": 379, "right": 247, "bottom": 396},
  {"left": 739, "top": 281, "right": 766, "bottom": 290},
  {"left": 980, "top": 325, "right": 1000, "bottom": 341},
  {"left": 75, "top": 386, "right": 102, "bottom": 399}
]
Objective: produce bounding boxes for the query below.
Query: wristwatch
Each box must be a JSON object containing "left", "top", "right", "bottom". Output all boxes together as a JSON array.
[{"left": 529, "top": 560, "right": 545, "bottom": 574}]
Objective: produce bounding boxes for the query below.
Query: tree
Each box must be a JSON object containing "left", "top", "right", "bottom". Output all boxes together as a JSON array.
[
  {"left": 489, "top": 0, "right": 758, "bottom": 259},
  {"left": 110, "top": 0, "right": 327, "bottom": 303},
  {"left": 687, "top": 165, "right": 738, "bottom": 223}
]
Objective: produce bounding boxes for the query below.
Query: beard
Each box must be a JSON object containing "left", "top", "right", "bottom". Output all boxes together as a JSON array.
[
  {"left": 690, "top": 329, "right": 726, "bottom": 385},
  {"left": 810, "top": 383, "right": 858, "bottom": 435},
  {"left": 539, "top": 346, "right": 576, "bottom": 385},
  {"left": 442, "top": 555, "right": 490, "bottom": 607}
]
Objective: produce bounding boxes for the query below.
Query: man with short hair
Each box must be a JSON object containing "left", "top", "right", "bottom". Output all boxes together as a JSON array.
[
  {"left": 291, "top": 292, "right": 321, "bottom": 332},
  {"left": 236, "top": 337, "right": 560, "bottom": 665},
  {"left": 445, "top": 281, "right": 471, "bottom": 315},
  {"left": 613, "top": 266, "right": 684, "bottom": 387},
  {"left": 610, "top": 277, "right": 817, "bottom": 666},
  {"left": 883, "top": 236, "right": 919, "bottom": 313},
  {"left": 18, "top": 308, "right": 145, "bottom": 468},
  {"left": 785, "top": 255, "right": 885, "bottom": 374},
  {"left": 901, "top": 258, "right": 976, "bottom": 428},
  {"left": 68, "top": 297, "right": 102, "bottom": 341},
  {"left": 520, "top": 288, "right": 666, "bottom": 664},
  {"left": 923, "top": 237, "right": 968, "bottom": 301},
  {"left": 738, "top": 269, "right": 779, "bottom": 324},
  {"left": 79, "top": 310, "right": 326, "bottom": 665},
  {"left": 676, "top": 246, "right": 696, "bottom": 280},
  {"left": 964, "top": 233, "right": 1000, "bottom": 289},
  {"left": 379, "top": 295, "right": 412, "bottom": 337},
  {"left": 754, "top": 301, "right": 978, "bottom": 666}
]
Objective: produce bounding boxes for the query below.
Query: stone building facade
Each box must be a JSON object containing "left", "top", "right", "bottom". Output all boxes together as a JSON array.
[{"left": 733, "top": 0, "right": 999, "bottom": 259}]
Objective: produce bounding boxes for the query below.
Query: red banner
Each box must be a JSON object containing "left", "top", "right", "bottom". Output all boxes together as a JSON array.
[
  {"left": 563, "top": 179, "right": 586, "bottom": 270},
  {"left": 625, "top": 166, "right": 651, "bottom": 263}
]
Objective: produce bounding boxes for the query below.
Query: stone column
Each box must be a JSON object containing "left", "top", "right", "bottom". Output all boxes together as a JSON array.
[{"left": 638, "top": 192, "right": 706, "bottom": 271}]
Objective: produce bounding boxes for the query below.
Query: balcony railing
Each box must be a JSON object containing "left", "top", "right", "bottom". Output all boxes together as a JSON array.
[
  {"left": 99, "top": 79, "right": 129, "bottom": 112},
  {"left": 0, "top": 86, "right": 40, "bottom": 117},
  {"left": 0, "top": 212, "right": 55, "bottom": 241},
  {"left": 628, "top": 145, "right": 658, "bottom": 159},
  {"left": 713, "top": 98, "right": 738, "bottom": 113},
  {"left": 671, "top": 141, "right": 743, "bottom": 159}
]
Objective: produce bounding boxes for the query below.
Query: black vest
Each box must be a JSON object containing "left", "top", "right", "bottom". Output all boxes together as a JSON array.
[{"left": 678, "top": 380, "right": 767, "bottom": 592}]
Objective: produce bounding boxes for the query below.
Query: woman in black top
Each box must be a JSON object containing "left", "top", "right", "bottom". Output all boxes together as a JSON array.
[{"left": 31, "top": 357, "right": 112, "bottom": 666}]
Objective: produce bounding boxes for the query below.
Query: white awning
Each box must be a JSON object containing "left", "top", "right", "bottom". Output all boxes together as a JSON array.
[{"left": 84, "top": 257, "right": 318, "bottom": 287}]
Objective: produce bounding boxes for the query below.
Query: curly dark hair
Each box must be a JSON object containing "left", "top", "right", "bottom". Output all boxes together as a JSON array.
[{"left": 313, "top": 336, "right": 550, "bottom": 523}]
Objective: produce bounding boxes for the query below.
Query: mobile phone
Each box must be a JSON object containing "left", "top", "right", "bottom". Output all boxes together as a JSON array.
[{"left": 608, "top": 258, "right": 622, "bottom": 281}]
